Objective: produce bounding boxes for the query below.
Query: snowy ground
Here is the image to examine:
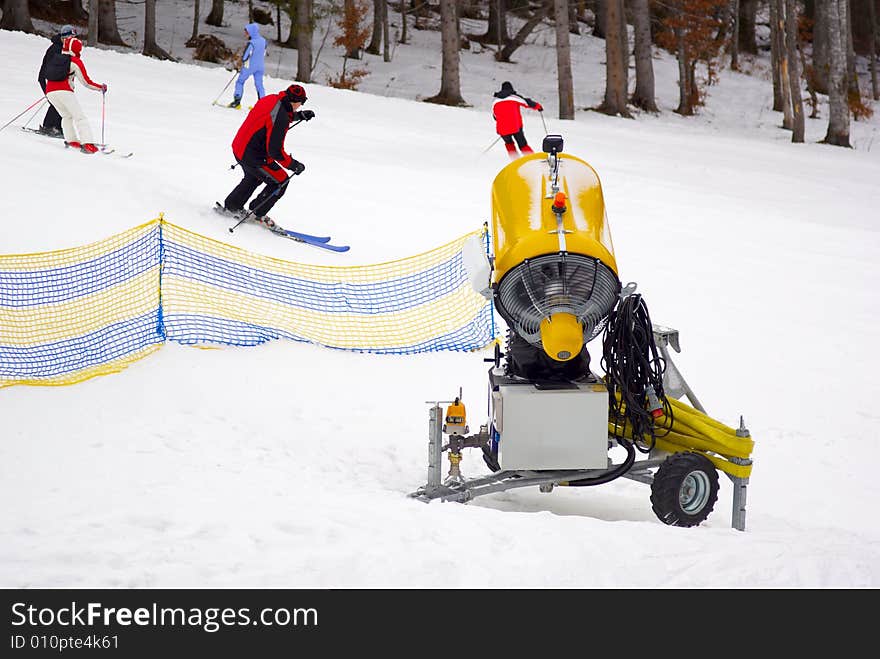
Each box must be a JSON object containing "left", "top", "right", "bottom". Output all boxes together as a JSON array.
[{"left": 1, "top": 16, "right": 879, "bottom": 588}]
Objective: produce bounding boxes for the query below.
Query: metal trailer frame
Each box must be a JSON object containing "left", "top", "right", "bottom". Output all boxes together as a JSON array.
[{"left": 410, "top": 325, "right": 752, "bottom": 531}]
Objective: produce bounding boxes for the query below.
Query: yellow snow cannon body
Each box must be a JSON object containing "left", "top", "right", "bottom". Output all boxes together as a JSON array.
[{"left": 490, "top": 137, "right": 620, "bottom": 376}]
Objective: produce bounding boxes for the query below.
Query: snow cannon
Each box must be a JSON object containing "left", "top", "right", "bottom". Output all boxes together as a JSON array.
[
  {"left": 490, "top": 135, "right": 620, "bottom": 380},
  {"left": 412, "top": 134, "right": 755, "bottom": 532}
]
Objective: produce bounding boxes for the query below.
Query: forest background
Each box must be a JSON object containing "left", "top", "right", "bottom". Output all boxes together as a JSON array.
[{"left": 1, "top": 0, "right": 878, "bottom": 150}]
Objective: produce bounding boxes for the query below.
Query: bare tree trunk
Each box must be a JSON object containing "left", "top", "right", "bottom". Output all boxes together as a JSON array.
[
  {"left": 618, "top": 0, "right": 627, "bottom": 94},
  {"left": 400, "top": 0, "right": 408, "bottom": 45},
  {"left": 813, "top": 0, "right": 829, "bottom": 93},
  {"left": 366, "top": 0, "right": 382, "bottom": 54},
  {"left": 553, "top": 0, "right": 574, "bottom": 119},
  {"left": 798, "top": 30, "right": 819, "bottom": 117},
  {"left": 738, "top": 0, "right": 757, "bottom": 54},
  {"left": 773, "top": 0, "right": 793, "bottom": 126},
  {"left": 497, "top": 1, "right": 550, "bottom": 62},
  {"left": 0, "top": 0, "right": 35, "bottom": 32},
  {"left": 88, "top": 0, "right": 99, "bottom": 46},
  {"left": 598, "top": 0, "right": 631, "bottom": 116},
  {"left": 425, "top": 0, "right": 466, "bottom": 105},
  {"left": 845, "top": 0, "right": 859, "bottom": 99},
  {"left": 730, "top": 0, "right": 740, "bottom": 69},
  {"left": 206, "top": 0, "right": 224, "bottom": 27},
  {"left": 191, "top": 0, "right": 200, "bottom": 42},
  {"left": 785, "top": 0, "right": 804, "bottom": 142},
  {"left": 593, "top": 0, "right": 606, "bottom": 38},
  {"left": 296, "top": 0, "right": 313, "bottom": 81},
  {"left": 98, "top": 0, "right": 127, "bottom": 46},
  {"left": 144, "top": 0, "right": 175, "bottom": 60},
  {"left": 69, "top": 0, "right": 89, "bottom": 21},
  {"left": 675, "top": 25, "right": 693, "bottom": 115},
  {"left": 285, "top": 0, "right": 297, "bottom": 47},
  {"left": 770, "top": 0, "right": 784, "bottom": 111},
  {"left": 822, "top": 0, "right": 851, "bottom": 146},
  {"left": 382, "top": 0, "right": 390, "bottom": 61},
  {"left": 869, "top": 0, "right": 879, "bottom": 100},
  {"left": 630, "top": 0, "right": 657, "bottom": 111},
  {"left": 479, "top": 0, "right": 509, "bottom": 46}
]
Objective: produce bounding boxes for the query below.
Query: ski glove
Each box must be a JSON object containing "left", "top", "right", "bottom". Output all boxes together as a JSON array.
[
  {"left": 101, "top": 83, "right": 108, "bottom": 93},
  {"left": 289, "top": 159, "right": 306, "bottom": 175},
  {"left": 294, "top": 110, "right": 315, "bottom": 121}
]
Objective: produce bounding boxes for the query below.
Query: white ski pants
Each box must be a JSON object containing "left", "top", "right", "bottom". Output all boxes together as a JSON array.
[{"left": 46, "top": 90, "right": 95, "bottom": 145}]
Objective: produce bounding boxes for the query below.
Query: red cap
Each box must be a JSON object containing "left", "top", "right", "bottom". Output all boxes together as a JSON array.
[
  {"left": 285, "top": 84, "right": 307, "bottom": 103},
  {"left": 63, "top": 36, "right": 82, "bottom": 57}
]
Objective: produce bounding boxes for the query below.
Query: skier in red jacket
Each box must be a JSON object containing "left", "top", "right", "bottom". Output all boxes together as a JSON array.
[
  {"left": 222, "top": 84, "right": 315, "bottom": 227},
  {"left": 492, "top": 81, "right": 543, "bottom": 160},
  {"left": 44, "top": 36, "right": 107, "bottom": 154}
]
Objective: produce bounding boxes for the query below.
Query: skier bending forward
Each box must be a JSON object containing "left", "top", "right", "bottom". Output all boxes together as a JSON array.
[{"left": 222, "top": 84, "right": 315, "bottom": 227}]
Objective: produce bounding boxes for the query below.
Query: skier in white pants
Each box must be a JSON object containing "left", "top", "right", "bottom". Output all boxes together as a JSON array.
[{"left": 44, "top": 36, "right": 107, "bottom": 154}]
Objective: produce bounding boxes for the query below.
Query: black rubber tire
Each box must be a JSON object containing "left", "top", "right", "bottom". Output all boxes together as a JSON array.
[{"left": 650, "top": 452, "right": 719, "bottom": 527}]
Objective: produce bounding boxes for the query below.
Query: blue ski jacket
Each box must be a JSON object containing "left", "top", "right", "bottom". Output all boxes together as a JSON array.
[{"left": 241, "top": 23, "right": 266, "bottom": 73}]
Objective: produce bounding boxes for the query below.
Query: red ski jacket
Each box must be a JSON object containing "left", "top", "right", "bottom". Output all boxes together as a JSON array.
[
  {"left": 44, "top": 55, "right": 103, "bottom": 94},
  {"left": 492, "top": 92, "right": 542, "bottom": 136},
  {"left": 232, "top": 92, "right": 295, "bottom": 168}
]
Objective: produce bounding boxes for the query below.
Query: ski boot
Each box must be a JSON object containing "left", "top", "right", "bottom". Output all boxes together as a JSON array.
[
  {"left": 39, "top": 126, "right": 63, "bottom": 138},
  {"left": 228, "top": 97, "right": 241, "bottom": 109},
  {"left": 255, "top": 216, "right": 285, "bottom": 235}
]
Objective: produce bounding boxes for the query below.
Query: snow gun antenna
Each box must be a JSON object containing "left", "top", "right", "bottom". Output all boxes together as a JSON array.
[{"left": 542, "top": 134, "right": 564, "bottom": 193}]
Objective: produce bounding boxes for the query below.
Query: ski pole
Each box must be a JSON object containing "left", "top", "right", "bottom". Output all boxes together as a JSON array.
[
  {"left": 0, "top": 96, "right": 48, "bottom": 133},
  {"left": 22, "top": 97, "right": 48, "bottom": 130},
  {"left": 229, "top": 175, "right": 295, "bottom": 233},
  {"left": 539, "top": 110, "right": 548, "bottom": 135},
  {"left": 101, "top": 89, "right": 106, "bottom": 146},
  {"left": 480, "top": 135, "right": 501, "bottom": 155},
  {"left": 211, "top": 68, "right": 239, "bottom": 106}
]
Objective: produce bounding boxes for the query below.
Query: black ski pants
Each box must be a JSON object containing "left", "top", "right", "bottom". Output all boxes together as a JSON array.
[
  {"left": 501, "top": 129, "right": 529, "bottom": 150},
  {"left": 39, "top": 81, "right": 62, "bottom": 131},
  {"left": 224, "top": 160, "right": 289, "bottom": 217}
]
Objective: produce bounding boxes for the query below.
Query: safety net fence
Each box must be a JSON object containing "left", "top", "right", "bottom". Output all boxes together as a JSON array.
[{"left": 0, "top": 217, "right": 496, "bottom": 388}]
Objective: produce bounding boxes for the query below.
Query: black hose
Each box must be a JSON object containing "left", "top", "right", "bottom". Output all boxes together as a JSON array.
[
  {"left": 564, "top": 439, "right": 635, "bottom": 486},
  {"left": 600, "top": 293, "right": 673, "bottom": 453}
]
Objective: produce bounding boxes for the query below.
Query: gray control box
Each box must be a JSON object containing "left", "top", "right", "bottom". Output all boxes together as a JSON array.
[{"left": 494, "top": 382, "right": 609, "bottom": 470}]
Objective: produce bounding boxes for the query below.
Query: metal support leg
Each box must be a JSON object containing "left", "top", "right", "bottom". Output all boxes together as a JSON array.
[
  {"left": 729, "top": 418, "right": 752, "bottom": 531},
  {"left": 426, "top": 404, "right": 443, "bottom": 495},
  {"left": 730, "top": 473, "right": 749, "bottom": 532}
]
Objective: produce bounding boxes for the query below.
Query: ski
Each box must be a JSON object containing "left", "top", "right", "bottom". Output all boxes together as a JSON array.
[
  {"left": 98, "top": 146, "right": 134, "bottom": 158},
  {"left": 215, "top": 202, "right": 330, "bottom": 241},
  {"left": 211, "top": 102, "right": 252, "bottom": 111},
  {"left": 62, "top": 142, "right": 133, "bottom": 158},
  {"left": 22, "top": 126, "right": 64, "bottom": 139},
  {"left": 213, "top": 202, "right": 348, "bottom": 252},
  {"left": 280, "top": 228, "right": 331, "bottom": 244},
  {"left": 280, "top": 231, "right": 349, "bottom": 252}
]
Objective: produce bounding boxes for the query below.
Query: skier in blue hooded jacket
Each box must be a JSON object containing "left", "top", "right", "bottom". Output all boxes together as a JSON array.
[{"left": 229, "top": 23, "right": 267, "bottom": 109}]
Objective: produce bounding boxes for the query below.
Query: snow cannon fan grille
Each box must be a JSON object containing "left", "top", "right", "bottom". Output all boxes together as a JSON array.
[{"left": 496, "top": 253, "right": 620, "bottom": 349}]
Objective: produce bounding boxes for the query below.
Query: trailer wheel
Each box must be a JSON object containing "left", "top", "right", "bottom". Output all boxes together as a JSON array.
[{"left": 650, "top": 453, "right": 719, "bottom": 527}]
